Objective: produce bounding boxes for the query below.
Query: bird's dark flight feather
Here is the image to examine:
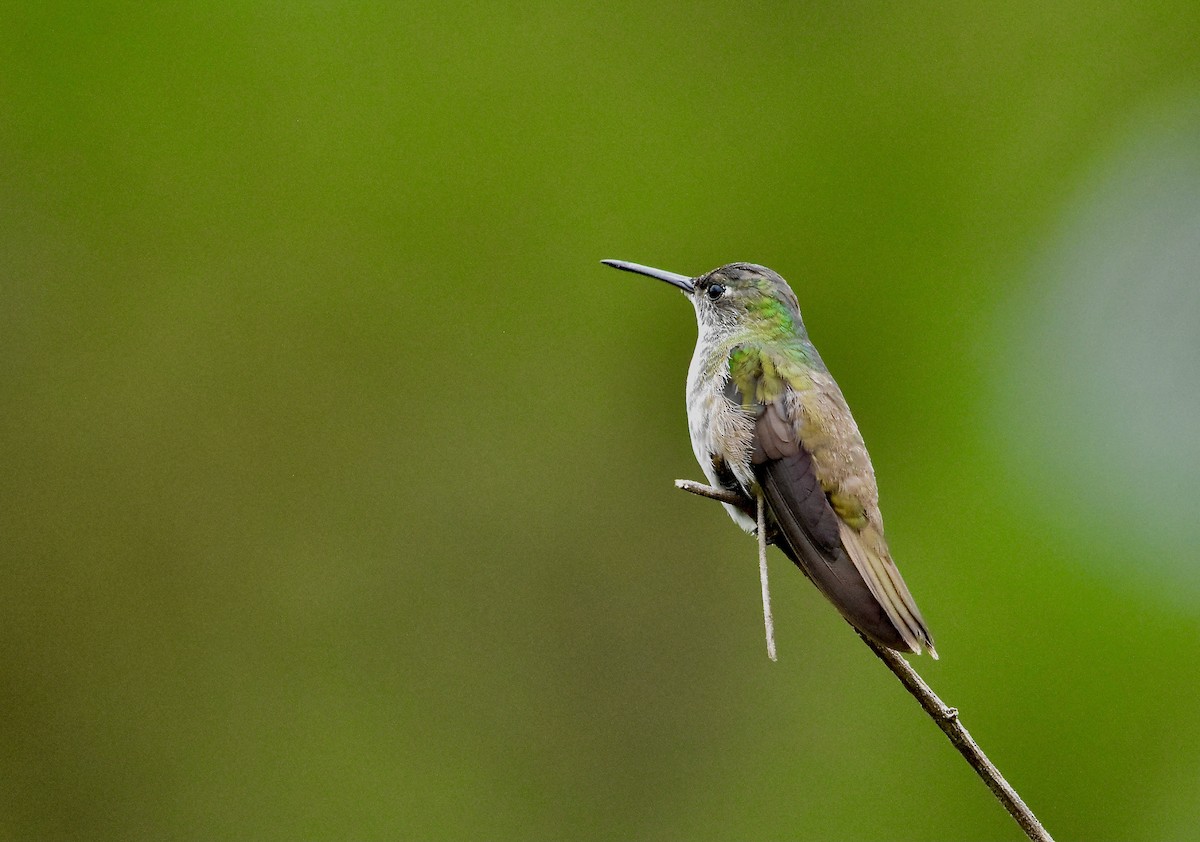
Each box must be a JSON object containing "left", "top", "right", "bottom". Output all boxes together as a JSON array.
[{"left": 750, "top": 402, "right": 916, "bottom": 652}]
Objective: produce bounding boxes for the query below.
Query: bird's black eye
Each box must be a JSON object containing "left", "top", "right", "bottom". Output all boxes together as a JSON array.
[{"left": 706, "top": 283, "right": 726, "bottom": 300}]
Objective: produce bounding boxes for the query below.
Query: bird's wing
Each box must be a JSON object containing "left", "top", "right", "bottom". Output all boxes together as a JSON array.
[{"left": 727, "top": 344, "right": 935, "bottom": 656}]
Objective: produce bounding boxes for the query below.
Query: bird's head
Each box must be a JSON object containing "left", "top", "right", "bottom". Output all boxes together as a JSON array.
[{"left": 602, "top": 259, "right": 804, "bottom": 339}]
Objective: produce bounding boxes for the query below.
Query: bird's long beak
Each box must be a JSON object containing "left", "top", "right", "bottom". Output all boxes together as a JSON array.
[{"left": 601, "top": 259, "right": 694, "bottom": 294}]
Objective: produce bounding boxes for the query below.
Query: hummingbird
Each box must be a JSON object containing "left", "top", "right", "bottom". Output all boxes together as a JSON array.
[{"left": 603, "top": 259, "right": 936, "bottom": 657}]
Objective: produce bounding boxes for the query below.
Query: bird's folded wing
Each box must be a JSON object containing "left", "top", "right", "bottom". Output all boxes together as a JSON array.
[
  {"left": 753, "top": 404, "right": 924, "bottom": 652},
  {"left": 729, "top": 346, "right": 934, "bottom": 655}
]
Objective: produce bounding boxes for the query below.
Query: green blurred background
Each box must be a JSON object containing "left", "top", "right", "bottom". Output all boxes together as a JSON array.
[{"left": 4, "top": 3, "right": 1200, "bottom": 839}]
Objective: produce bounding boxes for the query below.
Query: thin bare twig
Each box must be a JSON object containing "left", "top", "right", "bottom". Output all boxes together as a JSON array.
[
  {"left": 756, "top": 493, "right": 777, "bottom": 661},
  {"left": 856, "top": 634, "right": 1052, "bottom": 842},
  {"left": 675, "top": 479, "right": 1054, "bottom": 842},
  {"left": 675, "top": 479, "right": 752, "bottom": 514}
]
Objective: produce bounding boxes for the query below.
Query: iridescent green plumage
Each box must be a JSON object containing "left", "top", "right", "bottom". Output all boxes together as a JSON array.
[{"left": 602, "top": 259, "right": 936, "bottom": 657}]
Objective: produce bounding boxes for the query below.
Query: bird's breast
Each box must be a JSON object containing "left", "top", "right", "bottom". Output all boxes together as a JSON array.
[{"left": 685, "top": 348, "right": 757, "bottom": 492}]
